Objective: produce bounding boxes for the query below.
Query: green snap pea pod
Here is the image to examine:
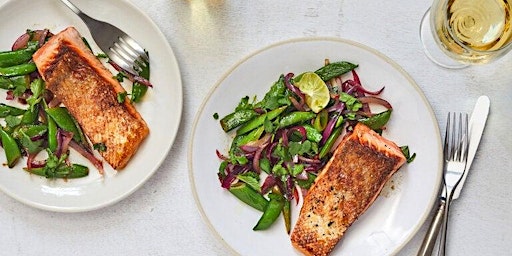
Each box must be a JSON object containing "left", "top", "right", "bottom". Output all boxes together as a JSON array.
[
  {"left": 0, "top": 128, "right": 21, "bottom": 168},
  {"left": 253, "top": 191, "right": 285, "bottom": 230},
  {"left": 314, "top": 61, "right": 358, "bottom": 81},
  {"left": 0, "top": 103, "right": 25, "bottom": 117},
  {"left": 0, "top": 63, "right": 37, "bottom": 77},
  {"left": 319, "top": 126, "right": 343, "bottom": 159},
  {"left": 303, "top": 124, "right": 322, "bottom": 143},
  {"left": 235, "top": 125, "right": 265, "bottom": 147},
  {"left": 45, "top": 107, "right": 86, "bottom": 143},
  {"left": 47, "top": 112, "right": 58, "bottom": 152},
  {"left": 236, "top": 106, "right": 286, "bottom": 135},
  {"left": 359, "top": 109, "right": 392, "bottom": 130},
  {"left": 27, "top": 164, "right": 89, "bottom": 179},
  {"left": 0, "top": 41, "right": 38, "bottom": 68},
  {"left": 278, "top": 111, "right": 316, "bottom": 128},
  {"left": 229, "top": 182, "right": 269, "bottom": 212},
  {"left": 313, "top": 109, "right": 328, "bottom": 131},
  {"left": 282, "top": 198, "right": 291, "bottom": 234},
  {"left": 220, "top": 109, "right": 259, "bottom": 132}
]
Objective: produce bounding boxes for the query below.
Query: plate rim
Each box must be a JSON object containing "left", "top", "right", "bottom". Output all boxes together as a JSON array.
[
  {"left": 188, "top": 36, "right": 442, "bottom": 255},
  {"left": 0, "top": 0, "right": 183, "bottom": 212}
]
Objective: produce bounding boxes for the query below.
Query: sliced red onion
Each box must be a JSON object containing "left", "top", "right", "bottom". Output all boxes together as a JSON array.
[
  {"left": 55, "top": 129, "right": 73, "bottom": 158},
  {"left": 358, "top": 96, "right": 393, "bottom": 109},
  {"left": 261, "top": 175, "right": 277, "bottom": 195},
  {"left": 298, "top": 155, "right": 321, "bottom": 164},
  {"left": 215, "top": 149, "right": 229, "bottom": 160},
  {"left": 11, "top": 29, "right": 53, "bottom": 50},
  {"left": 108, "top": 60, "right": 153, "bottom": 87},
  {"left": 69, "top": 140, "right": 104, "bottom": 174},
  {"left": 252, "top": 141, "right": 269, "bottom": 173},
  {"left": 320, "top": 112, "right": 340, "bottom": 145},
  {"left": 295, "top": 170, "right": 309, "bottom": 180},
  {"left": 26, "top": 153, "right": 45, "bottom": 170},
  {"left": 289, "top": 96, "right": 305, "bottom": 111},
  {"left": 288, "top": 126, "right": 307, "bottom": 142},
  {"left": 284, "top": 73, "right": 305, "bottom": 105}
]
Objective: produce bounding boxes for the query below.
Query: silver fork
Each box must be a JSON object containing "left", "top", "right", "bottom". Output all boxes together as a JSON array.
[
  {"left": 59, "top": 0, "right": 149, "bottom": 74},
  {"left": 437, "top": 112, "right": 469, "bottom": 256}
]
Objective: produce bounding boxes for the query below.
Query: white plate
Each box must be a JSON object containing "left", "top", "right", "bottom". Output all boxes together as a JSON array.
[
  {"left": 0, "top": 0, "right": 182, "bottom": 212},
  {"left": 189, "top": 38, "right": 442, "bottom": 255}
]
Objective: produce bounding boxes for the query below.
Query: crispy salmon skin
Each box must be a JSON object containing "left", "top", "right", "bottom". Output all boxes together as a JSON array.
[
  {"left": 290, "top": 123, "right": 406, "bottom": 256},
  {"left": 32, "top": 27, "right": 149, "bottom": 170}
]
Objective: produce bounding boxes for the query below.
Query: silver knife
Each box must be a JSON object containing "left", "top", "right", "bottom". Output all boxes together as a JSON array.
[
  {"left": 417, "top": 95, "right": 490, "bottom": 256},
  {"left": 452, "top": 95, "right": 490, "bottom": 199}
]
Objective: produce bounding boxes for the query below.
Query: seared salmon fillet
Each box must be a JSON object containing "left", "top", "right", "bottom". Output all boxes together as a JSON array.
[
  {"left": 32, "top": 27, "right": 149, "bottom": 170},
  {"left": 290, "top": 123, "right": 406, "bottom": 256}
]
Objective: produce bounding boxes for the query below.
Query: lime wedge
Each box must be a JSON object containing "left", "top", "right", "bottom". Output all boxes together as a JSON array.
[{"left": 294, "top": 72, "right": 330, "bottom": 113}]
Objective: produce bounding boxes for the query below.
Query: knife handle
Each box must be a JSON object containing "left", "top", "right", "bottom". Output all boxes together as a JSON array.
[{"left": 417, "top": 199, "right": 446, "bottom": 256}]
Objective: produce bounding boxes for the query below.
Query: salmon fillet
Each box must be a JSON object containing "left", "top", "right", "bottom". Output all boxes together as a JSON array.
[
  {"left": 32, "top": 27, "right": 149, "bottom": 170},
  {"left": 290, "top": 123, "right": 406, "bottom": 256}
]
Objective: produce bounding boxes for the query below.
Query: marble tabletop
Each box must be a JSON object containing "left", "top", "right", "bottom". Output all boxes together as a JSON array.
[{"left": 0, "top": 0, "right": 510, "bottom": 255}]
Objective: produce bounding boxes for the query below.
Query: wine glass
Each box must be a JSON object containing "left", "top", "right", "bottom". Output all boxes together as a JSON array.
[{"left": 420, "top": 0, "right": 512, "bottom": 69}]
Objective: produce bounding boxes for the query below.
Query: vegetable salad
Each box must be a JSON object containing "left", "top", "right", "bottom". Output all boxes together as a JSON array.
[{"left": 215, "top": 60, "right": 415, "bottom": 233}]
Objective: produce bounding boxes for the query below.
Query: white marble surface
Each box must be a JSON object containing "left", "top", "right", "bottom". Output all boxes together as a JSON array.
[{"left": 0, "top": 0, "right": 511, "bottom": 255}]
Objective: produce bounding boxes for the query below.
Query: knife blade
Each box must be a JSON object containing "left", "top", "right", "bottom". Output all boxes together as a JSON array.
[{"left": 452, "top": 95, "right": 490, "bottom": 199}]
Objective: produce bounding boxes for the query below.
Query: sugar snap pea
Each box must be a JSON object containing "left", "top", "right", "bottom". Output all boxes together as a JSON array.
[
  {"left": 314, "top": 61, "right": 358, "bottom": 81},
  {"left": 27, "top": 164, "right": 89, "bottom": 179},
  {"left": 229, "top": 182, "right": 269, "bottom": 212},
  {"left": 359, "top": 109, "right": 392, "bottom": 130},
  {"left": 319, "top": 126, "right": 343, "bottom": 159},
  {"left": 253, "top": 191, "right": 285, "bottom": 230},
  {"left": 45, "top": 107, "right": 86, "bottom": 143},
  {"left": 220, "top": 109, "right": 258, "bottom": 132},
  {"left": 0, "top": 63, "right": 37, "bottom": 77},
  {"left": 0, "top": 128, "right": 21, "bottom": 168},
  {"left": 278, "top": 111, "right": 316, "bottom": 128},
  {"left": 47, "top": 112, "right": 58, "bottom": 152},
  {"left": 303, "top": 124, "right": 322, "bottom": 143},
  {"left": 0, "top": 41, "right": 38, "bottom": 68},
  {"left": 236, "top": 106, "right": 286, "bottom": 135},
  {"left": 0, "top": 103, "right": 25, "bottom": 117}
]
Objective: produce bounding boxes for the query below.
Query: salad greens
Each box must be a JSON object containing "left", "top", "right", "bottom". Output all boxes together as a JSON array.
[{"left": 216, "top": 60, "right": 414, "bottom": 232}]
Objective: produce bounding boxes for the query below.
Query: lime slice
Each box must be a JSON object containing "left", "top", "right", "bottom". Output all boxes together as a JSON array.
[{"left": 294, "top": 72, "right": 330, "bottom": 113}]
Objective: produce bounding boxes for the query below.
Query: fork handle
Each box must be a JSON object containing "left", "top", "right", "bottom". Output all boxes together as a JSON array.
[
  {"left": 417, "top": 199, "right": 446, "bottom": 256},
  {"left": 60, "top": 0, "right": 82, "bottom": 15},
  {"left": 437, "top": 195, "right": 453, "bottom": 256}
]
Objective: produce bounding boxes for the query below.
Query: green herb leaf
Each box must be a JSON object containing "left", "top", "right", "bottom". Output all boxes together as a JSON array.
[
  {"left": 237, "top": 173, "right": 261, "bottom": 192},
  {"left": 213, "top": 112, "right": 219, "bottom": 120},
  {"left": 117, "top": 92, "right": 127, "bottom": 103},
  {"left": 400, "top": 145, "right": 416, "bottom": 163},
  {"left": 93, "top": 143, "right": 107, "bottom": 152}
]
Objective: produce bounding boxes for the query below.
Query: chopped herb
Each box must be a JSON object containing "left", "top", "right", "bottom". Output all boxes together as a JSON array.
[
  {"left": 213, "top": 112, "right": 219, "bottom": 119},
  {"left": 93, "top": 143, "right": 107, "bottom": 152},
  {"left": 96, "top": 53, "right": 108, "bottom": 59},
  {"left": 117, "top": 92, "right": 127, "bottom": 103},
  {"left": 400, "top": 146, "right": 416, "bottom": 163},
  {"left": 114, "top": 72, "right": 127, "bottom": 82}
]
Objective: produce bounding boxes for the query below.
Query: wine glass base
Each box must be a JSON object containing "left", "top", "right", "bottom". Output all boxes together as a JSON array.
[{"left": 420, "top": 9, "right": 469, "bottom": 69}]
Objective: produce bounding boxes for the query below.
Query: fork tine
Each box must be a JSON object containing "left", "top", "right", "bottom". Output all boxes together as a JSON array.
[{"left": 120, "top": 35, "right": 149, "bottom": 62}]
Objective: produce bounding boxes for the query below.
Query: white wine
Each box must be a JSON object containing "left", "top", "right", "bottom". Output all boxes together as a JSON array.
[{"left": 432, "top": 0, "right": 512, "bottom": 64}]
